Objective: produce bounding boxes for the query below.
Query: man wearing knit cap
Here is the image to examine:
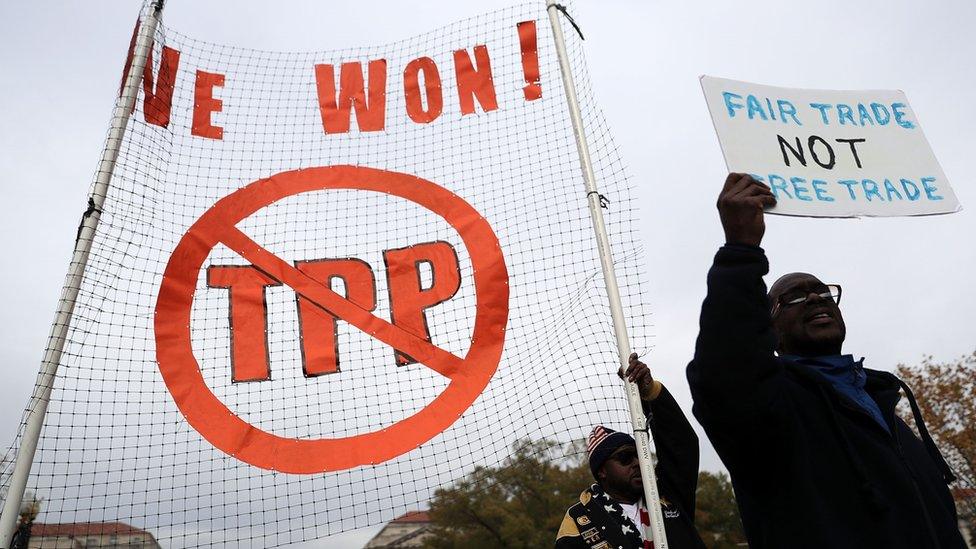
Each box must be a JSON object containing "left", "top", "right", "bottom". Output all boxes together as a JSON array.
[{"left": 556, "top": 354, "right": 706, "bottom": 549}]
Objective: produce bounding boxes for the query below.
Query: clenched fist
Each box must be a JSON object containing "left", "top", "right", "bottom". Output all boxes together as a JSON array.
[{"left": 717, "top": 173, "right": 777, "bottom": 247}]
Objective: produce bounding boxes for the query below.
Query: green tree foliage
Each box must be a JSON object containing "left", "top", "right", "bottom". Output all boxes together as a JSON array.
[
  {"left": 423, "top": 439, "right": 590, "bottom": 549},
  {"left": 694, "top": 471, "right": 747, "bottom": 548},
  {"left": 423, "top": 439, "right": 746, "bottom": 548}
]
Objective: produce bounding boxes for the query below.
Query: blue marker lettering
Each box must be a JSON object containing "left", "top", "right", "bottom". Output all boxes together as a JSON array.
[
  {"left": 768, "top": 174, "right": 792, "bottom": 199},
  {"left": 921, "top": 176, "right": 943, "bottom": 200},
  {"left": 899, "top": 178, "right": 921, "bottom": 201},
  {"left": 836, "top": 104, "right": 856, "bottom": 125},
  {"left": 870, "top": 103, "right": 891, "bottom": 125},
  {"left": 777, "top": 100, "right": 802, "bottom": 125},
  {"left": 811, "top": 179, "right": 834, "bottom": 201},
  {"left": 790, "top": 177, "right": 813, "bottom": 201},
  {"left": 856, "top": 104, "right": 875, "bottom": 126},
  {"left": 861, "top": 179, "right": 884, "bottom": 201},
  {"left": 882, "top": 179, "right": 903, "bottom": 201},
  {"left": 838, "top": 180, "right": 859, "bottom": 200},
  {"left": 892, "top": 103, "right": 916, "bottom": 129},
  {"left": 722, "top": 92, "right": 744, "bottom": 118},
  {"left": 747, "top": 95, "right": 768, "bottom": 120},
  {"left": 809, "top": 103, "right": 832, "bottom": 124}
]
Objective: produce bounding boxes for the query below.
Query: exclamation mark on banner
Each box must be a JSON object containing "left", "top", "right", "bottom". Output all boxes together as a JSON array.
[{"left": 518, "top": 21, "right": 542, "bottom": 101}]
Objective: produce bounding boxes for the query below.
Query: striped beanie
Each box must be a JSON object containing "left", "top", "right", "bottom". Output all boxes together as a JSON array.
[{"left": 587, "top": 425, "right": 635, "bottom": 480}]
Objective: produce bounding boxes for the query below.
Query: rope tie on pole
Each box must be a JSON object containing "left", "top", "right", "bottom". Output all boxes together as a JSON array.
[
  {"left": 552, "top": 4, "right": 585, "bottom": 40},
  {"left": 75, "top": 197, "right": 103, "bottom": 244},
  {"left": 586, "top": 190, "right": 610, "bottom": 209}
]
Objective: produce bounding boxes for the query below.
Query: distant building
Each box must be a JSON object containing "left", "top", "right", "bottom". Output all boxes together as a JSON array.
[
  {"left": 27, "top": 522, "right": 161, "bottom": 549},
  {"left": 363, "top": 511, "right": 433, "bottom": 548}
]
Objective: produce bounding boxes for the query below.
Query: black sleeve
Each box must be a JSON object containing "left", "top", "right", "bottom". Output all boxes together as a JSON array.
[
  {"left": 686, "top": 244, "right": 784, "bottom": 429},
  {"left": 646, "top": 384, "right": 700, "bottom": 516}
]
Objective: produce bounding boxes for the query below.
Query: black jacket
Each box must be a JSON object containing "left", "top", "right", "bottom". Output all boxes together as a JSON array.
[
  {"left": 556, "top": 385, "right": 707, "bottom": 549},
  {"left": 687, "top": 244, "right": 965, "bottom": 548}
]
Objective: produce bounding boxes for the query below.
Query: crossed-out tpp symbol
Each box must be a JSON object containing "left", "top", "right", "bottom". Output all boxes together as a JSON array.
[
  {"left": 154, "top": 165, "right": 509, "bottom": 473},
  {"left": 208, "top": 239, "right": 460, "bottom": 381}
]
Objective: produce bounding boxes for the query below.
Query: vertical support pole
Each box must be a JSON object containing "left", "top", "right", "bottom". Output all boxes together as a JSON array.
[
  {"left": 0, "top": 2, "right": 166, "bottom": 546},
  {"left": 545, "top": 2, "right": 669, "bottom": 547}
]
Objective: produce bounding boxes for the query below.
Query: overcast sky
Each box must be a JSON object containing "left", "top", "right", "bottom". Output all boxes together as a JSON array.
[{"left": 2, "top": 1, "right": 975, "bottom": 547}]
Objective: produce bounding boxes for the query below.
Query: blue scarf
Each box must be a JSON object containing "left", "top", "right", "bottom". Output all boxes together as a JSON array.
[{"left": 783, "top": 354, "right": 890, "bottom": 433}]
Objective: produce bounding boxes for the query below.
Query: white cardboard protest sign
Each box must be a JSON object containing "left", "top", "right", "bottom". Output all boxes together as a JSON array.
[{"left": 701, "top": 75, "right": 961, "bottom": 217}]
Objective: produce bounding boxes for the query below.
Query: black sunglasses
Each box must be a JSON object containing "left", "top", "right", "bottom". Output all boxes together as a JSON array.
[{"left": 609, "top": 448, "right": 638, "bottom": 466}]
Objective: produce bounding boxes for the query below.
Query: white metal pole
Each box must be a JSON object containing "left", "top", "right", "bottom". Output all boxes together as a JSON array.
[
  {"left": 0, "top": 2, "right": 165, "bottom": 546},
  {"left": 545, "top": 2, "right": 669, "bottom": 547}
]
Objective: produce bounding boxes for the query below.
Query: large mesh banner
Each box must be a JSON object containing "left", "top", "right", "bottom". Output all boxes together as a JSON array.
[{"left": 2, "top": 2, "right": 649, "bottom": 546}]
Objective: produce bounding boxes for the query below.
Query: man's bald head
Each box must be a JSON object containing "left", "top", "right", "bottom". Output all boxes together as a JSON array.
[
  {"left": 768, "top": 272, "right": 820, "bottom": 304},
  {"left": 768, "top": 272, "right": 846, "bottom": 357}
]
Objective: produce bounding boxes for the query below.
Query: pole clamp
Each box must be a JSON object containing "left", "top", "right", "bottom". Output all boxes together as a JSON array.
[{"left": 587, "top": 190, "right": 610, "bottom": 209}]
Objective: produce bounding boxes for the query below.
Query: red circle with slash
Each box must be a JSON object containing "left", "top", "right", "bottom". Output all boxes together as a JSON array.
[{"left": 154, "top": 166, "right": 509, "bottom": 473}]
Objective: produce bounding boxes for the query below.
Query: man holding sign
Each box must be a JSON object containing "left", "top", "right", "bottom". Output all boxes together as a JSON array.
[{"left": 686, "top": 173, "right": 966, "bottom": 548}]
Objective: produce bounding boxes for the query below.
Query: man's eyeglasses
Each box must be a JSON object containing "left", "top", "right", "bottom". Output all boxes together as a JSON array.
[{"left": 771, "top": 284, "right": 842, "bottom": 317}]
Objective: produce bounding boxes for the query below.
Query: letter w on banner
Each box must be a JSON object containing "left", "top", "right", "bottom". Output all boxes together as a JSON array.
[{"left": 7, "top": 1, "right": 649, "bottom": 545}]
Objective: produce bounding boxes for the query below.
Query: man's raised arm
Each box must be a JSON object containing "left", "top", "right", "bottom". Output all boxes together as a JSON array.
[{"left": 686, "top": 174, "right": 782, "bottom": 425}]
